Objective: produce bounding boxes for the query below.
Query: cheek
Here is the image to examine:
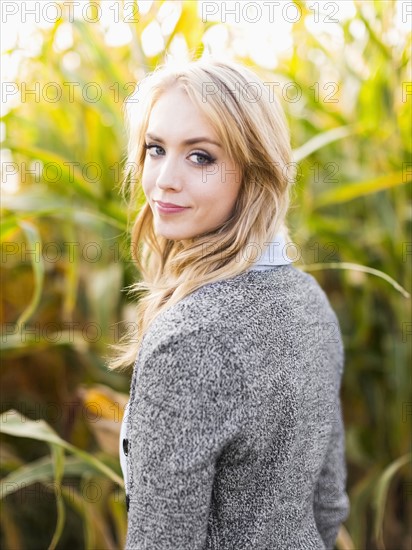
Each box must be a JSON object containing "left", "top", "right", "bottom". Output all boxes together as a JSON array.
[
  {"left": 212, "top": 169, "right": 241, "bottom": 205},
  {"left": 141, "top": 166, "right": 151, "bottom": 194},
  {"left": 204, "top": 168, "right": 239, "bottom": 197},
  {"left": 141, "top": 175, "right": 147, "bottom": 196}
]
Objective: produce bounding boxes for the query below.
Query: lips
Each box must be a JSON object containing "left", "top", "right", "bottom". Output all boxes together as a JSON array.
[{"left": 156, "top": 200, "right": 188, "bottom": 208}]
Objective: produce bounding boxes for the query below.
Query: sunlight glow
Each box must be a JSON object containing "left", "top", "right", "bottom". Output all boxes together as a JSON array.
[{"left": 141, "top": 20, "right": 165, "bottom": 58}]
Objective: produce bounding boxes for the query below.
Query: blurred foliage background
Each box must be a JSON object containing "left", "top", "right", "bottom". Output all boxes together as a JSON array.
[{"left": 0, "top": 0, "right": 411, "bottom": 549}]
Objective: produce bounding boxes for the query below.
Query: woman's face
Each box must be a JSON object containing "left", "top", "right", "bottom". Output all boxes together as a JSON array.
[{"left": 142, "top": 85, "right": 242, "bottom": 241}]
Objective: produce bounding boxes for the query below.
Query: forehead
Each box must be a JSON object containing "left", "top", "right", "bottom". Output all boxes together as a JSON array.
[{"left": 147, "top": 86, "right": 218, "bottom": 139}]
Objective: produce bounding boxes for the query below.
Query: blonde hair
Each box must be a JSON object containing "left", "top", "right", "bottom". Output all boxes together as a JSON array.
[{"left": 107, "top": 57, "right": 295, "bottom": 371}]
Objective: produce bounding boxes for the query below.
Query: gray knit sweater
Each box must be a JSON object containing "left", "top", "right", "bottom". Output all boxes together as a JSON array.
[{"left": 122, "top": 264, "right": 350, "bottom": 549}]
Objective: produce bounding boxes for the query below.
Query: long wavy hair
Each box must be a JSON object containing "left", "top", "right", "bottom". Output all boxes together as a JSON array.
[{"left": 106, "top": 57, "right": 296, "bottom": 371}]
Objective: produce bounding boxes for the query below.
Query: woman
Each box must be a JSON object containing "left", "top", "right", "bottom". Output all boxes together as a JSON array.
[{"left": 109, "top": 57, "right": 350, "bottom": 549}]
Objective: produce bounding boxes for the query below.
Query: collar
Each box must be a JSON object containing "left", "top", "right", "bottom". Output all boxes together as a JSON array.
[{"left": 252, "top": 231, "right": 294, "bottom": 269}]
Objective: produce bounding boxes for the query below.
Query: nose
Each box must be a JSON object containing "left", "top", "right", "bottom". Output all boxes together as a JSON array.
[{"left": 155, "top": 154, "right": 183, "bottom": 191}]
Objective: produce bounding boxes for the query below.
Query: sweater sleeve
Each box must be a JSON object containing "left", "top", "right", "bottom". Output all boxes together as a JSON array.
[
  {"left": 313, "top": 393, "right": 350, "bottom": 550},
  {"left": 125, "top": 329, "right": 244, "bottom": 550}
]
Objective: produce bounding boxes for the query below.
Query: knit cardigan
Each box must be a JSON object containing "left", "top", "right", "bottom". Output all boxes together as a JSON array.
[{"left": 120, "top": 237, "right": 350, "bottom": 549}]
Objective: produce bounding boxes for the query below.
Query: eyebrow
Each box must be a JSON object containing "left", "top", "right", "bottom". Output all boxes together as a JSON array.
[{"left": 145, "top": 132, "right": 222, "bottom": 148}]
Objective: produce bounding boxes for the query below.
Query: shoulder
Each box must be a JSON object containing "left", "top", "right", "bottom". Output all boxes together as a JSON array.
[
  {"left": 134, "top": 310, "right": 248, "bottom": 418},
  {"left": 138, "top": 265, "right": 341, "bottom": 360},
  {"left": 289, "top": 266, "right": 341, "bottom": 315}
]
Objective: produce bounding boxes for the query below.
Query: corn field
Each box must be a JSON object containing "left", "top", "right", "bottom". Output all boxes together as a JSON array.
[{"left": 0, "top": 1, "right": 411, "bottom": 549}]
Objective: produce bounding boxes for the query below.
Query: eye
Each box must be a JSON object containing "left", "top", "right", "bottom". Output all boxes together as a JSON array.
[
  {"left": 188, "top": 151, "right": 216, "bottom": 166},
  {"left": 144, "top": 143, "right": 216, "bottom": 166},
  {"left": 144, "top": 144, "right": 164, "bottom": 157}
]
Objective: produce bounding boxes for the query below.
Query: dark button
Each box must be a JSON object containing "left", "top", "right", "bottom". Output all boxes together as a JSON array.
[
  {"left": 122, "top": 438, "right": 129, "bottom": 456},
  {"left": 126, "top": 494, "right": 130, "bottom": 512}
]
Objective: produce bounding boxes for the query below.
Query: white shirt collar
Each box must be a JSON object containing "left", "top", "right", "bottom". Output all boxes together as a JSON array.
[{"left": 251, "top": 231, "right": 294, "bottom": 269}]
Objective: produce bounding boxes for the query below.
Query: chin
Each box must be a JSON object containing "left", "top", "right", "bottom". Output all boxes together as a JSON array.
[
  {"left": 154, "top": 224, "right": 194, "bottom": 241},
  {"left": 154, "top": 228, "right": 192, "bottom": 241}
]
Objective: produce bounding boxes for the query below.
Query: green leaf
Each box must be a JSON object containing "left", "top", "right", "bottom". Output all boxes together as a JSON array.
[
  {"left": 0, "top": 215, "right": 19, "bottom": 241},
  {"left": 0, "top": 410, "right": 124, "bottom": 487},
  {"left": 1, "top": 330, "right": 90, "bottom": 355},
  {"left": 316, "top": 172, "right": 412, "bottom": 207},
  {"left": 298, "top": 262, "right": 411, "bottom": 298},
  {"left": 60, "top": 485, "right": 118, "bottom": 550},
  {"left": 1, "top": 185, "right": 127, "bottom": 232},
  {"left": 4, "top": 144, "right": 99, "bottom": 201},
  {"left": 47, "top": 445, "right": 66, "bottom": 550},
  {"left": 0, "top": 455, "right": 102, "bottom": 499},
  {"left": 372, "top": 453, "right": 412, "bottom": 548},
  {"left": 1, "top": 186, "right": 74, "bottom": 212},
  {"left": 292, "top": 126, "right": 357, "bottom": 163},
  {"left": 61, "top": 215, "right": 79, "bottom": 318},
  {"left": 15, "top": 221, "right": 45, "bottom": 327}
]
